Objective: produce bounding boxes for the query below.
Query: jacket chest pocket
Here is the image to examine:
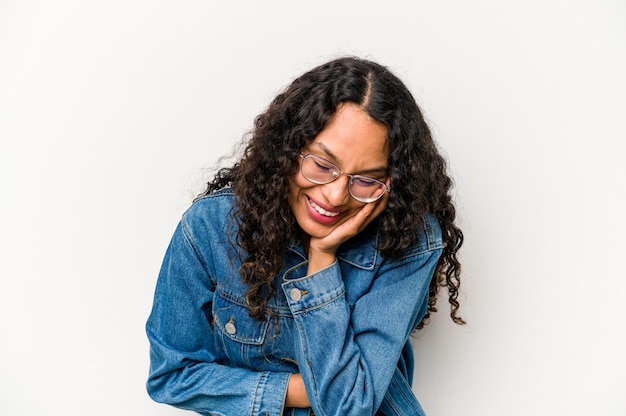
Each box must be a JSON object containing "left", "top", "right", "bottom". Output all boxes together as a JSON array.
[{"left": 213, "top": 290, "right": 271, "bottom": 368}]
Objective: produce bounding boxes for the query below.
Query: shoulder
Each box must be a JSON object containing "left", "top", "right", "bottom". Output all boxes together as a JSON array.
[
  {"left": 338, "top": 213, "right": 442, "bottom": 269},
  {"left": 183, "top": 188, "right": 236, "bottom": 218},
  {"left": 180, "top": 188, "right": 239, "bottom": 240},
  {"left": 411, "top": 213, "right": 443, "bottom": 256}
]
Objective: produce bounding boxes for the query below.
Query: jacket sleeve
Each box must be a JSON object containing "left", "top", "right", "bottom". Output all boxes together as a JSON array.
[
  {"left": 146, "top": 221, "right": 292, "bottom": 416},
  {"left": 281, "top": 246, "right": 441, "bottom": 416}
]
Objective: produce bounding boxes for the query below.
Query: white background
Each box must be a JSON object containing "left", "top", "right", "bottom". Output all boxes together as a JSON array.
[{"left": 1, "top": 1, "right": 625, "bottom": 415}]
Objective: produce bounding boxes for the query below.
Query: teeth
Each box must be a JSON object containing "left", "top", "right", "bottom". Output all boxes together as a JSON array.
[{"left": 309, "top": 199, "right": 339, "bottom": 217}]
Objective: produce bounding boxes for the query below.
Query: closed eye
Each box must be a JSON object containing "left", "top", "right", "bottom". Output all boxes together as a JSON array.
[
  {"left": 313, "top": 159, "right": 335, "bottom": 172},
  {"left": 351, "top": 176, "right": 383, "bottom": 187}
]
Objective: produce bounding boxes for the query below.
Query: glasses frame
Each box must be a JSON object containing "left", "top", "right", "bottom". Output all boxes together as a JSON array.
[{"left": 298, "top": 153, "right": 391, "bottom": 203}]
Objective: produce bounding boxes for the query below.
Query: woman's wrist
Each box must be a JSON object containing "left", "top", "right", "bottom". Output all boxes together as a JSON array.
[{"left": 306, "top": 248, "right": 336, "bottom": 275}]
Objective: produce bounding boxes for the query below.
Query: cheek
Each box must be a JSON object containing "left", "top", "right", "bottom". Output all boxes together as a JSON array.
[
  {"left": 289, "top": 172, "right": 315, "bottom": 195},
  {"left": 347, "top": 200, "right": 367, "bottom": 213},
  {"left": 287, "top": 174, "right": 308, "bottom": 209}
]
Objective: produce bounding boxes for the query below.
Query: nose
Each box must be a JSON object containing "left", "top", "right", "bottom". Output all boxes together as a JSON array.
[{"left": 320, "top": 174, "right": 351, "bottom": 207}]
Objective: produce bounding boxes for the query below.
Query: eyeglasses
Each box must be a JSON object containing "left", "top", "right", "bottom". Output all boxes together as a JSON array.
[{"left": 299, "top": 153, "right": 390, "bottom": 203}]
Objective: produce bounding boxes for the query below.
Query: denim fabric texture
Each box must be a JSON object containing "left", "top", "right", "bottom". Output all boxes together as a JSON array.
[{"left": 146, "top": 189, "right": 441, "bottom": 416}]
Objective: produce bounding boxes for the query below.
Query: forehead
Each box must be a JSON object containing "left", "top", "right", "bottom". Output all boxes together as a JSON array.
[{"left": 306, "top": 103, "right": 388, "bottom": 170}]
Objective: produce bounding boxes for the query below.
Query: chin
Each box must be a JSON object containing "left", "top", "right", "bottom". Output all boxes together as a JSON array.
[{"left": 298, "top": 222, "right": 333, "bottom": 240}]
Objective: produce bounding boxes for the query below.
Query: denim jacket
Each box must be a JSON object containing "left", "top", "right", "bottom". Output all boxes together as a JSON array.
[{"left": 146, "top": 189, "right": 442, "bottom": 416}]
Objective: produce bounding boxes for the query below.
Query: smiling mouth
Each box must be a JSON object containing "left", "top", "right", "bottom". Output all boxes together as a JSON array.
[{"left": 308, "top": 197, "right": 340, "bottom": 217}]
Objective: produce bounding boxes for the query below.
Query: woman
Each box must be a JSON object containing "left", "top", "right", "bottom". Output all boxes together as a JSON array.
[{"left": 146, "top": 56, "right": 464, "bottom": 416}]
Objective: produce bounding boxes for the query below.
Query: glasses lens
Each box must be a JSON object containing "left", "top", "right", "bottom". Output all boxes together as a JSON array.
[
  {"left": 301, "top": 155, "right": 339, "bottom": 184},
  {"left": 349, "top": 176, "right": 387, "bottom": 203}
]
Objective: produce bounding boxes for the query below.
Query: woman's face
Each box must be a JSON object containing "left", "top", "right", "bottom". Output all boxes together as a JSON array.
[{"left": 288, "top": 102, "right": 389, "bottom": 240}]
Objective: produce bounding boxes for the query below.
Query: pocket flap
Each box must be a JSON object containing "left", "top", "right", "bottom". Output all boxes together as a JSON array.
[{"left": 213, "top": 290, "right": 269, "bottom": 345}]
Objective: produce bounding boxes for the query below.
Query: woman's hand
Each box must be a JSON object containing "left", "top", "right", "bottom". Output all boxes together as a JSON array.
[{"left": 307, "top": 192, "right": 389, "bottom": 274}]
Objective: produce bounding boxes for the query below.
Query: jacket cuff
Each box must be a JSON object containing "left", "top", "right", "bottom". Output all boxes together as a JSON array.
[
  {"left": 281, "top": 260, "right": 345, "bottom": 315},
  {"left": 253, "top": 371, "right": 291, "bottom": 416}
]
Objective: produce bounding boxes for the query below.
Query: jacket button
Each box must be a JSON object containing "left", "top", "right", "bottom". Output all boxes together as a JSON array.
[
  {"left": 225, "top": 317, "right": 236, "bottom": 334},
  {"left": 289, "top": 288, "right": 302, "bottom": 301}
]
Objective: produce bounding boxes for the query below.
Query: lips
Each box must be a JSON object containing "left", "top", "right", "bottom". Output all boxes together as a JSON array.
[
  {"left": 308, "top": 198, "right": 340, "bottom": 217},
  {"left": 305, "top": 196, "right": 343, "bottom": 225}
]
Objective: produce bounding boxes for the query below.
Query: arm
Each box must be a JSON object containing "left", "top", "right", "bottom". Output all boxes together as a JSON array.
[
  {"left": 281, "top": 247, "right": 439, "bottom": 416},
  {"left": 146, "top": 220, "right": 292, "bottom": 416},
  {"left": 285, "top": 373, "right": 311, "bottom": 408}
]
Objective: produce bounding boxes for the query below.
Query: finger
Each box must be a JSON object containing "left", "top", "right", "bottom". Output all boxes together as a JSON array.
[
  {"left": 312, "top": 194, "right": 390, "bottom": 251},
  {"left": 351, "top": 194, "right": 388, "bottom": 234},
  {"left": 363, "top": 193, "right": 388, "bottom": 221}
]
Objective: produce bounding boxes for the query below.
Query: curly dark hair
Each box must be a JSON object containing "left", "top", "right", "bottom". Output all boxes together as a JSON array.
[{"left": 198, "top": 56, "right": 465, "bottom": 328}]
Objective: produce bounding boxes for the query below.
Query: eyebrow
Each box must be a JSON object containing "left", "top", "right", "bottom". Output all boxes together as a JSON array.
[{"left": 317, "top": 143, "right": 388, "bottom": 175}]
